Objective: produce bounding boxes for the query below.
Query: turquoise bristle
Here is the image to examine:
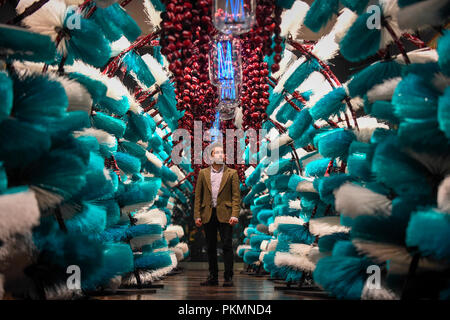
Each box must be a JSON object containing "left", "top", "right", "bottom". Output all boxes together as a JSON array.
[
  {"left": 347, "top": 141, "right": 375, "bottom": 181},
  {"left": 332, "top": 241, "right": 359, "bottom": 257},
  {"left": 286, "top": 270, "right": 303, "bottom": 283},
  {"left": 266, "top": 92, "right": 284, "bottom": 115},
  {"left": 294, "top": 125, "right": 319, "bottom": 149},
  {"left": 364, "top": 99, "right": 399, "bottom": 125},
  {"left": 277, "top": 225, "right": 314, "bottom": 244},
  {"left": 0, "top": 71, "right": 13, "bottom": 122},
  {"left": 276, "top": 0, "right": 296, "bottom": 9},
  {"left": 118, "top": 178, "right": 161, "bottom": 207},
  {"left": 119, "top": 140, "right": 147, "bottom": 163},
  {"left": 398, "top": 118, "right": 448, "bottom": 152},
  {"left": 114, "top": 152, "right": 141, "bottom": 174},
  {"left": 315, "top": 174, "right": 353, "bottom": 206},
  {"left": 122, "top": 51, "right": 156, "bottom": 88},
  {"left": 65, "top": 202, "right": 107, "bottom": 235},
  {"left": 351, "top": 214, "right": 407, "bottom": 246},
  {"left": 275, "top": 240, "right": 290, "bottom": 252},
  {"left": 347, "top": 60, "right": 402, "bottom": 98},
  {"left": 438, "top": 87, "right": 450, "bottom": 139},
  {"left": 97, "top": 96, "right": 130, "bottom": 116},
  {"left": 393, "top": 73, "right": 439, "bottom": 121},
  {"left": 102, "top": 200, "right": 121, "bottom": 228},
  {"left": 254, "top": 194, "right": 272, "bottom": 206},
  {"left": 12, "top": 73, "right": 68, "bottom": 123},
  {"left": 339, "top": 9, "right": 381, "bottom": 62},
  {"left": 243, "top": 250, "right": 261, "bottom": 265},
  {"left": 372, "top": 136, "right": 432, "bottom": 197},
  {"left": 0, "top": 162, "right": 7, "bottom": 193},
  {"left": 68, "top": 72, "right": 107, "bottom": 104},
  {"left": 92, "top": 112, "right": 126, "bottom": 138},
  {"left": 78, "top": 152, "right": 116, "bottom": 200},
  {"left": 168, "top": 235, "right": 180, "bottom": 247},
  {"left": 318, "top": 232, "right": 350, "bottom": 253},
  {"left": 257, "top": 209, "right": 273, "bottom": 225},
  {"left": 304, "top": 0, "right": 340, "bottom": 32},
  {"left": 310, "top": 87, "right": 347, "bottom": 121},
  {"left": 276, "top": 103, "right": 296, "bottom": 124},
  {"left": 305, "top": 158, "right": 333, "bottom": 177},
  {"left": 63, "top": 10, "right": 111, "bottom": 68},
  {"left": 91, "top": 3, "right": 141, "bottom": 42},
  {"left": 46, "top": 111, "right": 91, "bottom": 139},
  {"left": 266, "top": 158, "right": 295, "bottom": 176},
  {"left": 313, "top": 254, "right": 372, "bottom": 299},
  {"left": 135, "top": 250, "right": 173, "bottom": 270},
  {"left": 340, "top": 0, "right": 369, "bottom": 13},
  {"left": 87, "top": 242, "right": 134, "bottom": 289},
  {"left": 0, "top": 24, "right": 56, "bottom": 63},
  {"left": 161, "top": 165, "right": 178, "bottom": 182},
  {"left": 406, "top": 209, "right": 450, "bottom": 262},
  {"left": 250, "top": 234, "right": 273, "bottom": 249},
  {"left": 314, "top": 128, "right": 356, "bottom": 160},
  {"left": 288, "top": 108, "right": 313, "bottom": 140},
  {"left": 284, "top": 59, "right": 321, "bottom": 93},
  {"left": 127, "top": 224, "right": 163, "bottom": 238},
  {"left": 438, "top": 30, "right": 450, "bottom": 76},
  {"left": 0, "top": 119, "right": 51, "bottom": 168}
]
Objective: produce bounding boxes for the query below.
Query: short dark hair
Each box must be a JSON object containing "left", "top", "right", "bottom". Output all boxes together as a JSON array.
[{"left": 209, "top": 142, "right": 223, "bottom": 156}]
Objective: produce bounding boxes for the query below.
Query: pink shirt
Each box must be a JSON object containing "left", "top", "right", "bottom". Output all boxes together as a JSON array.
[{"left": 210, "top": 165, "right": 224, "bottom": 208}]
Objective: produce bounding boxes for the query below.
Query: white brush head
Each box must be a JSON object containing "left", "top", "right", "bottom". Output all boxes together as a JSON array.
[
  {"left": 366, "top": 77, "right": 401, "bottom": 103},
  {"left": 166, "top": 225, "right": 184, "bottom": 238},
  {"left": 334, "top": 182, "right": 392, "bottom": 218},
  {"left": 309, "top": 216, "right": 350, "bottom": 236},
  {"left": 143, "top": 0, "right": 162, "bottom": 30},
  {"left": 280, "top": 1, "right": 309, "bottom": 38},
  {"left": 438, "top": 176, "right": 450, "bottom": 213},
  {"left": 397, "top": 0, "right": 449, "bottom": 31}
]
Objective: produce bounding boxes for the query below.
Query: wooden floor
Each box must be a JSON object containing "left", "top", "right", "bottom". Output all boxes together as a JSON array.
[{"left": 93, "top": 264, "right": 332, "bottom": 300}]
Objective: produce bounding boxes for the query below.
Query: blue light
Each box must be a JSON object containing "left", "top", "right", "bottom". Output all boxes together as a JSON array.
[
  {"left": 217, "top": 40, "right": 236, "bottom": 100},
  {"left": 225, "top": 0, "right": 245, "bottom": 23}
]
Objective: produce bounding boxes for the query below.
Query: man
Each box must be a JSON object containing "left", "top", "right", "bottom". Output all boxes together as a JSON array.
[{"left": 194, "top": 143, "right": 241, "bottom": 287}]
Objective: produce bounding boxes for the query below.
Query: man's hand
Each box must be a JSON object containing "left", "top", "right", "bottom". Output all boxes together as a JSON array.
[
  {"left": 229, "top": 217, "right": 238, "bottom": 226},
  {"left": 195, "top": 218, "right": 202, "bottom": 227}
]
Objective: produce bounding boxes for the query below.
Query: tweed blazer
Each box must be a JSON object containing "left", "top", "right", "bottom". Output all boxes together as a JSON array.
[{"left": 193, "top": 165, "right": 241, "bottom": 224}]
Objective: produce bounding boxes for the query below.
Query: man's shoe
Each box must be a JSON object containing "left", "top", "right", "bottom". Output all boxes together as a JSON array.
[
  {"left": 223, "top": 278, "right": 234, "bottom": 287},
  {"left": 200, "top": 276, "right": 218, "bottom": 286}
]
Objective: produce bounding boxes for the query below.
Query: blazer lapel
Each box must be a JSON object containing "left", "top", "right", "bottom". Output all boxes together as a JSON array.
[
  {"left": 205, "top": 166, "right": 212, "bottom": 192},
  {"left": 217, "top": 166, "right": 229, "bottom": 196}
]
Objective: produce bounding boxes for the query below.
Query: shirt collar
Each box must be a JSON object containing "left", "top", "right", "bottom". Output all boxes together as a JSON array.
[{"left": 211, "top": 165, "right": 224, "bottom": 173}]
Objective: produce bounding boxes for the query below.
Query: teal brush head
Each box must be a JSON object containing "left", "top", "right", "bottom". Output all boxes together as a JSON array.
[
  {"left": 276, "top": 103, "right": 296, "bottom": 124},
  {"left": 119, "top": 140, "right": 147, "bottom": 163},
  {"left": 313, "top": 254, "right": 372, "bottom": 299},
  {"left": 257, "top": 209, "right": 274, "bottom": 225},
  {"left": 46, "top": 111, "right": 91, "bottom": 140},
  {"left": 288, "top": 108, "right": 313, "bottom": 140},
  {"left": 340, "top": 0, "right": 369, "bottom": 13},
  {"left": 277, "top": 225, "right": 315, "bottom": 244},
  {"left": 63, "top": 10, "right": 111, "bottom": 68},
  {"left": 276, "top": 0, "right": 296, "bottom": 9},
  {"left": 68, "top": 72, "right": 107, "bottom": 104},
  {"left": 254, "top": 194, "right": 272, "bottom": 206},
  {"left": 266, "top": 158, "right": 296, "bottom": 176},
  {"left": 294, "top": 125, "right": 319, "bottom": 149},
  {"left": 78, "top": 152, "right": 117, "bottom": 200},
  {"left": 135, "top": 250, "right": 173, "bottom": 270},
  {"left": 304, "top": 0, "right": 340, "bottom": 32},
  {"left": 118, "top": 178, "right": 161, "bottom": 208},
  {"left": 406, "top": 208, "right": 450, "bottom": 263},
  {"left": 305, "top": 158, "right": 333, "bottom": 178},
  {"left": 12, "top": 73, "right": 68, "bottom": 123},
  {"left": 243, "top": 250, "right": 261, "bottom": 265},
  {"left": 26, "top": 150, "right": 88, "bottom": 199},
  {"left": 438, "top": 30, "right": 450, "bottom": 76},
  {"left": 160, "top": 165, "right": 178, "bottom": 182},
  {"left": 332, "top": 240, "right": 359, "bottom": 257},
  {"left": 0, "top": 71, "right": 13, "bottom": 122},
  {"left": 0, "top": 24, "right": 56, "bottom": 63},
  {"left": 85, "top": 242, "right": 134, "bottom": 290},
  {"left": 339, "top": 8, "right": 381, "bottom": 62},
  {"left": 438, "top": 86, "right": 450, "bottom": 139},
  {"left": 347, "top": 141, "right": 375, "bottom": 181},
  {"left": 122, "top": 51, "right": 156, "bottom": 88},
  {"left": 266, "top": 92, "right": 284, "bottom": 116},
  {"left": 147, "top": 133, "right": 164, "bottom": 152},
  {"left": 351, "top": 214, "right": 407, "bottom": 246},
  {"left": 0, "top": 118, "right": 51, "bottom": 168},
  {"left": 92, "top": 112, "right": 126, "bottom": 138},
  {"left": 102, "top": 199, "right": 121, "bottom": 228},
  {"left": 0, "top": 162, "right": 7, "bottom": 193},
  {"left": 275, "top": 240, "right": 290, "bottom": 252},
  {"left": 372, "top": 136, "right": 432, "bottom": 197},
  {"left": 314, "top": 128, "right": 356, "bottom": 160},
  {"left": 250, "top": 234, "right": 273, "bottom": 249},
  {"left": 65, "top": 202, "right": 107, "bottom": 235},
  {"left": 364, "top": 99, "right": 399, "bottom": 125},
  {"left": 347, "top": 60, "right": 402, "bottom": 98},
  {"left": 318, "top": 232, "right": 350, "bottom": 253},
  {"left": 114, "top": 151, "right": 141, "bottom": 174},
  {"left": 315, "top": 174, "right": 353, "bottom": 206},
  {"left": 97, "top": 96, "right": 130, "bottom": 117},
  {"left": 310, "top": 87, "right": 347, "bottom": 121},
  {"left": 284, "top": 59, "right": 321, "bottom": 93},
  {"left": 91, "top": 3, "right": 141, "bottom": 42}
]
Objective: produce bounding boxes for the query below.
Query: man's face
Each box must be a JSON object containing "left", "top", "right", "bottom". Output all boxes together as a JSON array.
[{"left": 211, "top": 147, "right": 225, "bottom": 164}]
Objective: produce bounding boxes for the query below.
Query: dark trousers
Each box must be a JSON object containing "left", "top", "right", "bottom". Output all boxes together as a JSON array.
[{"left": 204, "top": 208, "right": 234, "bottom": 279}]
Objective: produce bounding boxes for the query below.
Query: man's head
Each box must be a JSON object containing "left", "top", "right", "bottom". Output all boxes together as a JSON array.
[{"left": 209, "top": 142, "right": 224, "bottom": 165}]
